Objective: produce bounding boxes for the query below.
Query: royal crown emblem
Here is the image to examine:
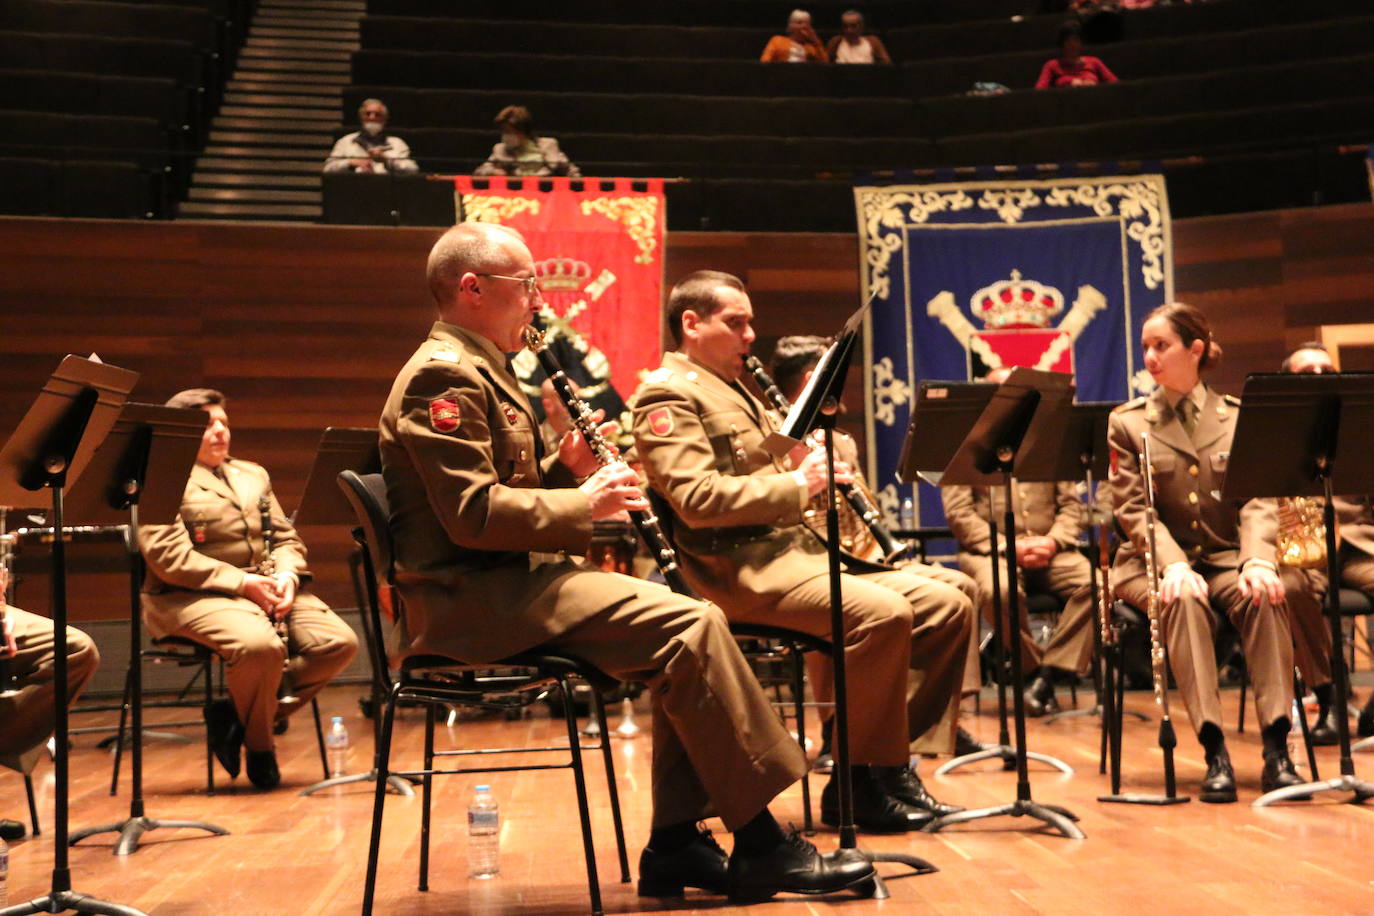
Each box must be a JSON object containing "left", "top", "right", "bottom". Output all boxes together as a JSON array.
[
  {"left": 970, "top": 270, "right": 1065, "bottom": 329},
  {"left": 926, "top": 270, "right": 1105, "bottom": 376},
  {"left": 534, "top": 257, "right": 593, "bottom": 292}
]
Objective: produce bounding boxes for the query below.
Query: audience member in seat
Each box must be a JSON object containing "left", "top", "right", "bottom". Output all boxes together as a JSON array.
[
  {"left": 1035, "top": 22, "right": 1118, "bottom": 89},
  {"left": 323, "top": 98, "right": 419, "bottom": 173},
  {"left": 826, "top": 10, "right": 891, "bottom": 65},
  {"left": 760, "top": 9, "right": 828, "bottom": 63},
  {"left": 474, "top": 105, "right": 581, "bottom": 179}
]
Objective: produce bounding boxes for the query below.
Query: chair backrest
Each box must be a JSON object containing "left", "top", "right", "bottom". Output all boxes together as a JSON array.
[{"left": 336, "top": 470, "right": 398, "bottom": 687}]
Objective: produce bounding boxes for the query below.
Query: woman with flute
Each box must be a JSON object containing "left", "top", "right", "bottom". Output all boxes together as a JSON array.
[{"left": 1108, "top": 302, "right": 1325, "bottom": 802}]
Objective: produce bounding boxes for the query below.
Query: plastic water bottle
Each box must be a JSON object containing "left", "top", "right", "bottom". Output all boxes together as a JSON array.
[
  {"left": 325, "top": 716, "right": 350, "bottom": 778},
  {"left": 900, "top": 496, "right": 916, "bottom": 530},
  {"left": 467, "top": 784, "right": 500, "bottom": 879},
  {"left": 1, "top": 834, "right": 9, "bottom": 907}
]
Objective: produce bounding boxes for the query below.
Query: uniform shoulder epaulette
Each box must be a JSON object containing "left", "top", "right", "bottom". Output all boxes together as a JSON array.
[
  {"left": 643, "top": 367, "right": 673, "bottom": 385},
  {"left": 427, "top": 341, "right": 462, "bottom": 365},
  {"left": 1113, "top": 396, "right": 1147, "bottom": 413},
  {"left": 225, "top": 457, "right": 267, "bottom": 479},
  {"left": 1223, "top": 393, "right": 1241, "bottom": 406}
]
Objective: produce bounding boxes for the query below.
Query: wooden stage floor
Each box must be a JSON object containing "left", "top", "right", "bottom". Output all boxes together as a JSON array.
[{"left": 3, "top": 683, "right": 1373, "bottom": 915}]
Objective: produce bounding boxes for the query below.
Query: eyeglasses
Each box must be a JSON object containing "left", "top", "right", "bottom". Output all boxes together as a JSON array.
[{"left": 479, "top": 274, "right": 542, "bottom": 297}]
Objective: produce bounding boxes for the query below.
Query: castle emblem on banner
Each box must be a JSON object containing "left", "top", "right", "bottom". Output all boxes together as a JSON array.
[
  {"left": 926, "top": 270, "right": 1106, "bottom": 375},
  {"left": 512, "top": 256, "right": 620, "bottom": 402}
]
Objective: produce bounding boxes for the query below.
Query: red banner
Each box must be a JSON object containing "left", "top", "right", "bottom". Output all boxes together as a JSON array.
[{"left": 454, "top": 176, "right": 666, "bottom": 409}]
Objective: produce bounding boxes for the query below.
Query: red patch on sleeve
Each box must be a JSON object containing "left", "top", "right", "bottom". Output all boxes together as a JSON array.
[
  {"left": 648, "top": 407, "right": 673, "bottom": 436},
  {"left": 1110, "top": 449, "right": 1118, "bottom": 477},
  {"left": 429, "top": 398, "right": 460, "bottom": 433}
]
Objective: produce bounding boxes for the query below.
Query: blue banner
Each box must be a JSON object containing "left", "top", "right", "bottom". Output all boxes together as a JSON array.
[{"left": 854, "top": 175, "right": 1173, "bottom": 528}]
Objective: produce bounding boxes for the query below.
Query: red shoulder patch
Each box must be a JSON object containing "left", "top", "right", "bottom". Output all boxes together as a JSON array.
[
  {"left": 648, "top": 407, "right": 673, "bottom": 437},
  {"left": 429, "top": 398, "right": 460, "bottom": 433}
]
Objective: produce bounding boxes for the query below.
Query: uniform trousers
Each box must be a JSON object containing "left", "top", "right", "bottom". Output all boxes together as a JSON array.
[
  {"left": 1343, "top": 547, "right": 1374, "bottom": 595},
  {"left": 802, "top": 568, "right": 978, "bottom": 758},
  {"left": 1, "top": 606, "right": 100, "bottom": 770},
  {"left": 1286, "top": 566, "right": 1332, "bottom": 690},
  {"left": 144, "top": 591, "right": 357, "bottom": 752},
  {"left": 959, "top": 550, "right": 1096, "bottom": 677},
  {"left": 732, "top": 568, "right": 971, "bottom": 766},
  {"left": 537, "top": 574, "right": 807, "bottom": 830},
  {"left": 1115, "top": 560, "right": 1318, "bottom": 734}
]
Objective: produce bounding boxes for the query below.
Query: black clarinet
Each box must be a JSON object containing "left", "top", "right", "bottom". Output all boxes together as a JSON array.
[
  {"left": 260, "top": 493, "right": 299, "bottom": 707},
  {"left": 523, "top": 327, "right": 695, "bottom": 596},
  {"left": 744, "top": 355, "right": 905, "bottom": 563}
]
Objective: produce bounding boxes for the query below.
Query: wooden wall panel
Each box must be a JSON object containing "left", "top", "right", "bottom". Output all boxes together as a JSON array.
[{"left": 2, "top": 204, "right": 1373, "bottom": 621}]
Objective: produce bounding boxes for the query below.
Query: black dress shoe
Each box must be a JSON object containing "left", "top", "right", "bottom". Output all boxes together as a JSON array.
[
  {"left": 876, "top": 765, "right": 965, "bottom": 817},
  {"left": 820, "top": 769, "right": 933, "bottom": 833},
  {"left": 954, "top": 727, "right": 985, "bottom": 758},
  {"left": 726, "top": 830, "right": 874, "bottom": 902},
  {"left": 204, "top": 698, "right": 243, "bottom": 779},
  {"left": 1261, "top": 748, "right": 1311, "bottom": 799},
  {"left": 1309, "top": 703, "right": 1340, "bottom": 746},
  {"left": 1023, "top": 674, "right": 1059, "bottom": 718},
  {"left": 272, "top": 717, "right": 290, "bottom": 736},
  {"left": 1199, "top": 746, "right": 1237, "bottom": 804},
  {"left": 637, "top": 828, "right": 728, "bottom": 897},
  {"left": 245, "top": 750, "right": 280, "bottom": 790},
  {"left": 0, "top": 818, "right": 26, "bottom": 842},
  {"left": 1358, "top": 694, "right": 1374, "bottom": 739}
]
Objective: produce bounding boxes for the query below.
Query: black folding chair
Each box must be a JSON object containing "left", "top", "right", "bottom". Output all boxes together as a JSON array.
[{"left": 336, "top": 470, "right": 628, "bottom": 916}]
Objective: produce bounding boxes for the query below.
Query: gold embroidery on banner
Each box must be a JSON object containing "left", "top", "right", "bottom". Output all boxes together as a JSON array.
[
  {"left": 580, "top": 197, "right": 660, "bottom": 264},
  {"left": 460, "top": 195, "right": 541, "bottom": 223}
]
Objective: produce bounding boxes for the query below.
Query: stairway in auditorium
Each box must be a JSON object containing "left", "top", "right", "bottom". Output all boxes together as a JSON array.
[{"left": 178, "top": 0, "right": 360, "bottom": 221}]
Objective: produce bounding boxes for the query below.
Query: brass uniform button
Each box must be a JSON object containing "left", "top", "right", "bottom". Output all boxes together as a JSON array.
[
  {"left": 1188, "top": 492, "right": 1198, "bottom": 505},
  {"left": 1190, "top": 520, "right": 1199, "bottom": 530},
  {"left": 1189, "top": 464, "right": 1199, "bottom": 477},
  {"left": 518, "top": 449, "right": 527, "bottom": 462}
]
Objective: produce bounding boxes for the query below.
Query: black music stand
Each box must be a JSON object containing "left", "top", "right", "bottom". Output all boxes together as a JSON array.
[
  {"left": 64, "top": 403, "right": 229, "bottom": 855},
  {"left": 764, "top": 306, "right": 935, "bottom": 897},
  {"left": 918, "top": 368, "right": 1084, "bottom": 839},
  {"left": 1220, "top": 372, "right": 1374, "bottom": 807},
  {"left": 1029, "top": 403, "right": 1150, "bottom": 758},
  {"left": 900, "top": 382, "right": 1073, "bottom": 778},
  {"left": 291, "top": 429, "right": 411, "bottom": 798},
  {"left": 0, "top": 356, "right": 147, "bottom": 916}
]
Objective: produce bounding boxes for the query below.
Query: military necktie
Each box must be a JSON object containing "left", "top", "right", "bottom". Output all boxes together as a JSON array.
[{"left": 1178, "top": 398, "right": 1197, "bottom": 439}]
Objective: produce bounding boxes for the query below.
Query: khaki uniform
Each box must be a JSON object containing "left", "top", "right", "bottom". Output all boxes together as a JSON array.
[
  {"left": 0, "top": 606, "right": 99, "bottom": 773},
  {"left": 1107, "top": 384, "right": 1326, "bottom": 734},
  {"left": 139, "top": 459, "right": 358, "bottom": 753},
  {"left": 1336, "top": 495, "right": 1374, "bottom": 595},
  {"left": 942, "top": 481, "right": 1095, "bottom": 676},
  {"left": 631, "top": 351, "right": 971, "bottom": 764},
  {"left": 379, "top": 321, "right": 805, "bottom": 830}
]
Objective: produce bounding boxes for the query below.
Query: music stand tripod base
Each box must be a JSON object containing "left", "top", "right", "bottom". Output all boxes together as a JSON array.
[
  {"left": 1098, "top": 792, "right": 1190, "bottom": 806},
  {"left": 69, "top": 816, "right": 230, "bottom": 857},
  {"left": 299, "top": 769, "right": 417, "bottom": 797},
  {"left": 934, "top": 745, "right": 1074, "bottom": 776},
  {"left": 1352, "top": 735, "right": 1374, "bottom": 754},
  {"left": 1252, "top": 774, "right": 1374, "bottom": 807},
  {"left": 923, "top": 799, "right": 1085, "bottom": 839}
]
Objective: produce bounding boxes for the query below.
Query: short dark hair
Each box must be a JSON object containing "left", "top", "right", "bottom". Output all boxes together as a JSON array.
[
  {"left": 1057, "top": 20, "right": 1082, "bottom": 47},
  {"left": 165, "top": 388, "right": 225, "bottom": 411},
  {"left": 494, "top": 105, "right": 535, "bottom": 137},
  {"left": 1280, "top": 341, "right": 1329, "bottom": 373},
  {"left": 665, "top": 270, "right": 745, "bottom": 347},
  {"left": 769, "top": 335, "right": 829, "bottom": 400}
]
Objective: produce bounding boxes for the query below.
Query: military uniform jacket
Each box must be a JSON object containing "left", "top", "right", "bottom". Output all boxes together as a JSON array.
[
  {"left": 632, "top": 351, "right": 835, "bottom": 615},
  {"left": 1335, "top": 494, "right": 1374, "bottom": 558},
  {"left": 140, "top": 458, "right": 309, "bottom": 603},
  {"left": 941, "top": 480, "right": 1083, "bottom": 557},
  {"left": 380, "top": 321, "right": 638, "bottom": 664},
  {"left": 1107, "top": 384, "right": 1277, "bottom": 574}
]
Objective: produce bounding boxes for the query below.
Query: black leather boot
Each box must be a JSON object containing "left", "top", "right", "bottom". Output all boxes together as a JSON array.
[
  {"left": 1309, "top": 683, "right": 1339, "bottom": 746},
  {"left": 727, "top": 829, "right": 874, "bottom": 902},
  {"left": 1200, "top": 745, "right": 1237, "bottom": 803},
  {"left": 1023, "top": 670, "right": 1059, "bottom": 717},
  {"left": 820, "top": 766, "right": 932, "bottom": 832},
  {"left": 637, "top": 826, "right": 729, "bottom": 897},
  {"left": 204, "top": 698, "right": 243, "bottom": 779},
  {"left": 875, "top": 764, "right": 965, "bottom": 817},
  {"left": 1359, "top": 692, "right": 1374, "bottom": 739},
  {"left": 953, "top": 727, "right": 985, "bottom": 758},
  {"left": 1260, "top": 720, "right": 1311, "bottom": 799}
]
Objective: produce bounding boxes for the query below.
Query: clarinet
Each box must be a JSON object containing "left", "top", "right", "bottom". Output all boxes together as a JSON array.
[
  {"left": 259, "top": 494, "right": 298, "bottom": 706},
  {"left": 0, "top": 508, "right": 17, "bottom": 698},
  {"left": 522, "top": 327, "right": 694, "bottom": 596},
  {"left": 1140, "top": 432, "right": 1181, "bottom": 797},
  {"left": 744, "top": 356, "right": 905, "bottom": 563}
]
